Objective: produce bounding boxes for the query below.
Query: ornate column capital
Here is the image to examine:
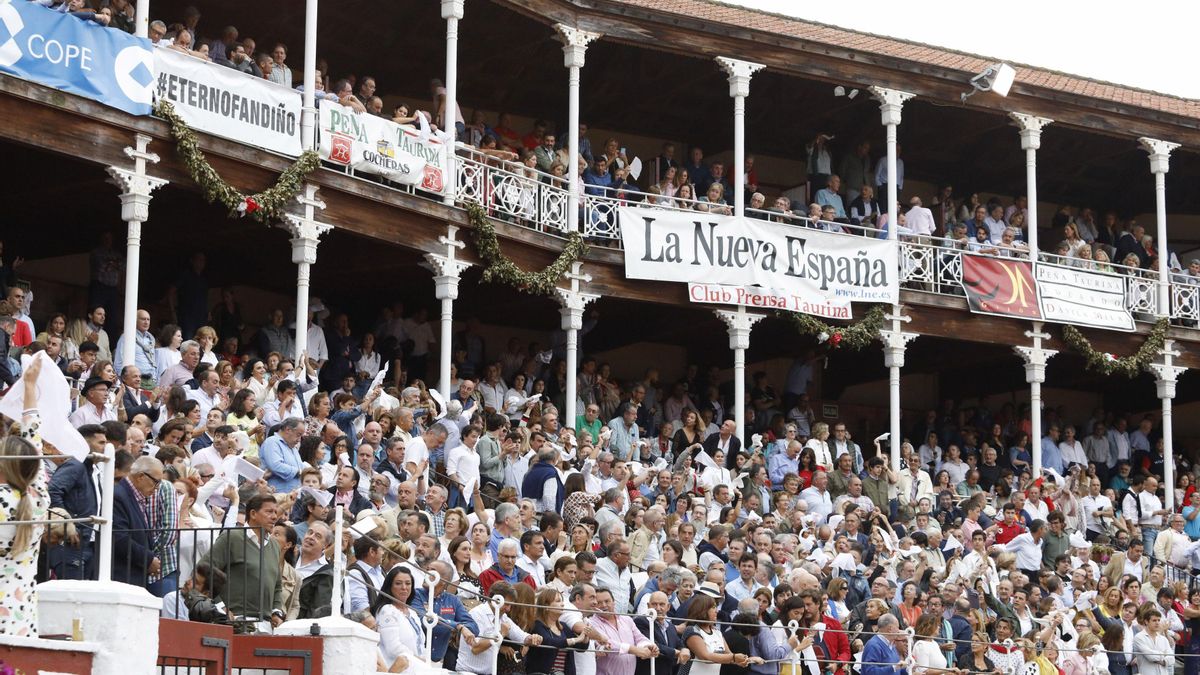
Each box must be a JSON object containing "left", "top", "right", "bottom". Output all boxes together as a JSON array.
[
  {"left": 1010, "top": 112, "right": 1053, "bottom": 150},
  {"left": 1013, "top": 345, "right": 1058, "bottom": 383},
  {"left": 1148, "top": 340, "right": 1186, "bottom": 399},
  {"left": 106, "top": 133, "right": 166, "bottom": 223},
  {"left": 879, "top": 330, "right": 918, "bottom": 368},
  {"left": 425, "top": 252, "right": 471, "bottom": 301},
  {"left": 714, "top": 309, "right": 765, "bottom": 351},
  {"left": 869, "top": 86, "right": 915, "bottom": 126},
  {"left": 557, "top": 262, "right": 598, "bottom": 330},
  {"left": 279, "top": 184, "right": 332, "bottom": 265},
  {"left": 440, "top": 0, "right": 464, "bottom": 20},
  {"left": 555, "top": 24, "right": 602, "bottom": 69},
  {"left": 1138, "top": 137, "right": 1180, "bottom": 174},
  {"left": 715, "top": 57, "right": 764, "bottom": 98}
]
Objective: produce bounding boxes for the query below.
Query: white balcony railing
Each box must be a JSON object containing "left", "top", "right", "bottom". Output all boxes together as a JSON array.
[{"left": 323, "top": 149, "right": 1200, "bottom": 327}]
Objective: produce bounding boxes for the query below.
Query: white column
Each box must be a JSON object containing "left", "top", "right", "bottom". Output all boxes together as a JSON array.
[
  {"left": 869, "top": 87, "right": 914, "bottom": 241},
  {"left": 1148, "top": 340, "right": 1185, "bottom": 510},
  {"left": 300, "top": 0, "right": 319, "bottom": 151},
  {"left": 555, "top": 24, "right": 602, "bottom": 233},
  {"left": 105, "top": 134, "right": 166, "bottom": 372},
  {"left": 281, "top": 185, "right": 333, "bottom": 365},
  {"left": 716, "top": 57, "right": 764, "bottom": 217},
  {"left": 425, "top": 227, "right": 471, "bottom": 396},
  {"left": 441, "top": 0, "right": 464, "bottom": 205},
  {"left": 557, "top": 262, "right": 599, "bottom": 429},
  {"left": 1014, "top": 322, "right": 1056, "bottom": 476},
  {"left": 879, "top": 310, "right": 917, "bottom": 473},
  {"left": 715, "top": 308, "right": 765, "bottom": 440},
  {"left": 1010, "top": 113, "right": 1052, "bottom": 254},
  {"left": 1139, "top": 137, "right": 1180, "bottom": 317},
  {"left": 133, "top": 0, "right": 149, "bottom": 37}
]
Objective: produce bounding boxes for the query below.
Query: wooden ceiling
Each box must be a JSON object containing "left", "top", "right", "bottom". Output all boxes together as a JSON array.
[{"left": 143, "top": 0, "right": 1200, "bottom": 221}]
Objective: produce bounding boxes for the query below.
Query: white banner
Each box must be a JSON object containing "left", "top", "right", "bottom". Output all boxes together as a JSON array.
[
  {"left": 1035, "top": 262, "right": 1135, "bottom": 331},
  {"left": 154, "top": 47, "right": 302, "bottom": 156},
  {"left": 688, "top": 283, "right": 852, "bottom": 318},
  {"left": 318, "top": 103, "right": 446, "bottom": 193},
  {"left": 620, "top": 206, "right": 898, "bottom": 304}
]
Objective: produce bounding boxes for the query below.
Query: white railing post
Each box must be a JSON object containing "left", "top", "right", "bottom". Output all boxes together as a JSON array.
[
  {"left": 134, "top": 0, "right": 149, "bottom": 37},
  {"left": 558, "top": 263, "right": 599, "bottom": 430},
  {"left": 1139, "top": 137, "right": 1180, "bottom": 317},
  {"left": 300, "top": 0, "right": 319, "bottom": 152},
  {"left": 1015, "top": 322, "right": 1056, "bottom": 477},
  {"left": 555, "top": 24, "right": 602, "bottom": 234},
  {"left": 422, "top": 568, "right": 442, "bottom": 663},
  {"left": 716, "top": 308, "right": 766, "bottom": 441},
  {"left": 1148, "top": 340, "right": 1185, "bottom": 510},
  {"left": 281, "top": 185, "right": 333, "bottom": 366},
  {"left": 1010, "top": 113, "right": 1052, "bottom": 254},
  {"left": 869, "top": 87, "right": 914, "bottom": 242},
  {"left": 880, "top": 311, "right": 917, "bottom": 473},
  {"left": 716, "top": 57, "right": 764, "bottom": 218},
  {"left": 331, "top": 504, "right": 345, "bottom": 618},
  {"left": 425, "top": 229, "right": 471, "bottom": 396},
  {"left": 490, "top": 594, "right": 505, "bottom": 675},
  {"left": 106, "top": 134, "right": 166, "bottom": 373}
]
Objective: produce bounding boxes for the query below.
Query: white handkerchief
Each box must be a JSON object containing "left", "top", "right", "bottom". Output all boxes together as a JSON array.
[
  {"left": 371, "top": 363, "right": 389, "bottom": 390},
  {"left": 628, "top": 157, "right": 643, "bottom": 181},
  {"left": 694, "top": 450, "right": 718, "bottom": 471},
  {"left": 223, "top": 455, "right": 265, "bottom": 482},
  {"left": 301, "top": 486, "right": 333, "bottom": 508},
  {"left": 0, "top": 352, "right": 89, "bottom": 459}
]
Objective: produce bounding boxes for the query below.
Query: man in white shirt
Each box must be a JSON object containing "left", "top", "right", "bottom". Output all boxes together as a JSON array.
[
  {"left": 70, "top": 377, "right": 120, "bottom": 427},
  {"left": 725, "top": 554, "right": 763, "bottom": 602},
  {"left": 295, "top": 522, "right": 331, "bottom": 581},
  {"left": 477, "top": 364, "right": 507, "bottom": 414},
  {"left": 515, "top": 530, "right": 547, "bottom": 587},
  {"left": 304, "top": 305, "right": 329, "bottom": 375},
  {"left": 345, "top": 537, "right": 385, "bottom": 614},
  {"left": 593, "top": 541, "right": 634, "bottom": 613},
  {"left": 995, "top": 519, "right": 1046, "bottom": 580},
  {"left": 905, "top": 197, "right": 936, "bottom": 236},
  {"left": 800, "top": 471, "right": 834, "bottom": 524},
  {"left": 1137, "top": 476, "right": 1171, "bottom": 553},
  {"left": 186, "top": 369, "right": 222, "bottom": 421},
  {"left": 1080, "top": 476, "right": 1114, "bottom": 542},
  {"left": 560, "top": 583, "right": 606, "bottom": 675},
  {"left": 1058, "top": 426, "right": 1087, "bottom": 470},
  {"left": 456, "top": 582, "right": 541, "bottom": 675},
  {"left": 446, "top": 425, "right": 482, "bottom": 509}
]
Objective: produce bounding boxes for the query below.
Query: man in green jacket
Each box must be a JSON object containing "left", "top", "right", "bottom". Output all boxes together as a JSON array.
[{"left": 205, "top": 494, "right": 284, "bottom": 626}]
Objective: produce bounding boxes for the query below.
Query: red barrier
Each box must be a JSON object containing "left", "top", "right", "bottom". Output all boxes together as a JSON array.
[
  {"left": 158, "top": 618, "right": 233, "bottom": 673},
  {"left": 231, "top": 633, "right": 324, "bottom": 675}
]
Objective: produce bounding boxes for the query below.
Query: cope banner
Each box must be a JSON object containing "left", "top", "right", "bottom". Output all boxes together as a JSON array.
[
  {"left": 155, "top": 46, "right": 302, "bottom": 156},
  {"left": 0, "top": 0, "right": 154, "bottom": 115},
  {"left": 619, "top": 206, "right": 899, "bottom": 306},
  {"left": 318, "top": 102, "right": 446, "bottom": 193}
]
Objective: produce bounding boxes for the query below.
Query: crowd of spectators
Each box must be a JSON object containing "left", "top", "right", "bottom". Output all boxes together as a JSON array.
[
  {"left": 3, "top": 2, "right": 1200, "bottom": 673},
  {"left": 3, "top": 242, "right": 1200, "bottom": 672}
]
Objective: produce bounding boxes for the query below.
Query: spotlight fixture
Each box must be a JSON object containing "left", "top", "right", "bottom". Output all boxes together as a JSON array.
[
  {"left": 961, "top": 63, "right": 1016, "bottom": 103},
  {"left": 833, "top": 85, "right": 846, "bottom": 97},
  {"left": 847, "top": 88, "right": 859, "bottom": 99}
]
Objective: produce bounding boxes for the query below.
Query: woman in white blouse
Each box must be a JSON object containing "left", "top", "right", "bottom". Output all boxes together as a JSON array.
[
  {"left": 805, "top": 422, "right": 833, "bottom": 470},
  {"left": 911, "top": 613, "right": 955, "bottom": 674},
  {"left": 154, "top": 324, "right": 182, "bottom": 381},
  {"left": 373, "top": 566, "right": 425, "bottom": 673},
  {"left": 699, "top": 449, "right": 733, "bottom": 495},
  {"left": 356, "top": 333, "right": 381, "bottom": 382}
]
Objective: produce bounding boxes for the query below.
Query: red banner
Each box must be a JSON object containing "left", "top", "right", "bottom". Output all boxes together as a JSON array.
[{"left": 960, "top": 255, "right": 1042, "bottom": 319}]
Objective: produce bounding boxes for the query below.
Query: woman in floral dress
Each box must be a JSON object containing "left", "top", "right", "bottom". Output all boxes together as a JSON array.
[{"left": 1, "top": 358, "right": 66, "bottom": 636}]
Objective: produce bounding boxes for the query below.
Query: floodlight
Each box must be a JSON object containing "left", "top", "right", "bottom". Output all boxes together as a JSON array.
[
  {"left": 834, "top": 85, "right": 846, "bottom": 97},
  {"left": 960, "top": 63, "right": 1016, "bottom": 103},
  {"left": 847, "top": 88, "right": 859, "bottom": 99}
]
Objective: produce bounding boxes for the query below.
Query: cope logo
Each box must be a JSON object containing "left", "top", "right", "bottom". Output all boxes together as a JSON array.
[{"left": 0, "top": 0, "right": 25, "bottom": 69}]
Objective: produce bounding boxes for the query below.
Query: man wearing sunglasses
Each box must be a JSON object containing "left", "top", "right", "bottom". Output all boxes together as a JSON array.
[{"left": 112, "top": 456, "right": 165, "bottom": 589}]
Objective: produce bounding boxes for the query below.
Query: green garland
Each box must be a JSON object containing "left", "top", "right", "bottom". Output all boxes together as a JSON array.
[
  {"left": 1062, "top": 318, "right": 1169, "bottom": 377},
  {"left": 778, "top": 305, "right": 888, "bottom": 350},
  {"left": 468, "top": 202, "right": 589, "bottom": 296},
  {"left": 155, "top": 100, "right": 320, "bottom": 222}
]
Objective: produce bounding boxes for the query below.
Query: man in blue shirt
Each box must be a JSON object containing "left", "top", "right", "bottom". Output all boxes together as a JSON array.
[
  {"left": 861, "top": 614, "right": 908, "bottom": 675},
  {"left": 412, "top": 561, "right": 479, "bottom": 665},
  {"left": 260, "top": 418, "right": 305, "bottom": 492},
  {"left": 583, "top": 157, "right": 613, "bottom": 197},
  {"left": 1040, "top": 425, "right": 1064, "bottom": 475},
  {"left": 768, "top": 440, "right": 801, "bottom": 486},
  {"left": 815, "top": 175, "right": 847, "bottom": 218}
]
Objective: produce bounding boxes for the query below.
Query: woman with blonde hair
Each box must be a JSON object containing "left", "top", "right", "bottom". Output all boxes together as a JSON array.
[
  {"left": 194, "top": 325, "right": 219, "bottom": 366},
  {"left": 805, "top": 422, "right": 833, "bottom": 470},
  {"left": 0, "top": 359, "right": 68, "bottom": 636}
]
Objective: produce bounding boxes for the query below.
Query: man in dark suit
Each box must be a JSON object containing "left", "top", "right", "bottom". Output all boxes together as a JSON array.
[
  {"left": 47, "top": 424, "right": 106, "bottom": 579},
  {"left": 703, "top": 419, "right": 743, "bottom": 469},
  {"left": 634, "top": 591, "right": 686, "bottom": 675},
  {"left": 112, "top": 456, "right": 164, "bottom": 588},
  {"left": 120, "top": 365, "right": 159, "bottom": 422}
]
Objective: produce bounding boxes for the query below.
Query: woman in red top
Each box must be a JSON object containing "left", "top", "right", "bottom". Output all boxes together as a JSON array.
[{"left": 798, "top": 447, "right": 818, "bottom": 489}]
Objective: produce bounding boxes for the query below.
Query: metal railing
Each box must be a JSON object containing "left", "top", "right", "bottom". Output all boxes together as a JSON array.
[{"left": 313, "top": 147, "right": 1200, "bottom": 327}]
